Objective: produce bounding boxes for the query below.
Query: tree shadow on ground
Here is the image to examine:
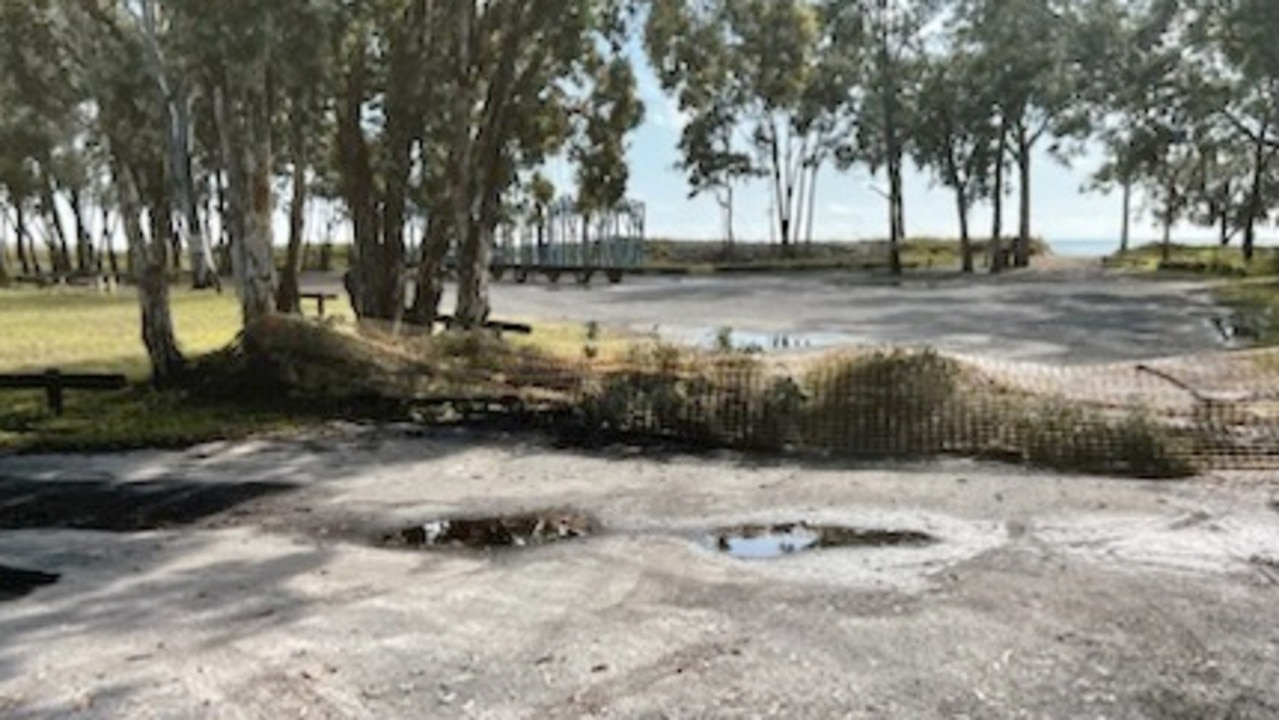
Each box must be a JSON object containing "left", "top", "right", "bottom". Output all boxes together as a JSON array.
[{"left": 0, "top": 476, "right": 295, "bottom": 532}]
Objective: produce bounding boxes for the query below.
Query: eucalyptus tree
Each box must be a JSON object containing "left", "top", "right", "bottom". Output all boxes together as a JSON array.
[
  {"left": 1185, "top": 0, "right": 1279, "bottom": 263},
  {"left": 647, "top": 0, "right": 832, "bottom": 257},
  {"left": 573, "top": 51, "right": 646, "bottom": 238},
  {"left": 437, "top": 0, "right": 644, "bottom": 326},
  {"left": 818, "top": 0, "right": 941, "bottom": 274},
  {"left": 0, "top": 0, "right": 77, "bottom": 278},
  {"left": 645, "top": 0, "right": 756, "bottom": 251},
  {"left": 63, "top": 0, "right": 186, "bottom": 383},
  {"left": 911, "top": 47, "right": 996, "bottom": 272},
  {"left": 956, "top": 0, "right": 1090, "bottom": 268}
]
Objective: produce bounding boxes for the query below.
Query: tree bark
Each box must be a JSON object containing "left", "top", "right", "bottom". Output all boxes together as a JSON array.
[
  {"left": 216, "top": 82, "right": 276, "bottom": 325},
  {"left": 0, "top": 205, "right": 9, "bottom": 283},
  {"left": 240, "top": 99, "right": 277, "bottom": 323},
  {"left": 1014, "top": 127, "right": 1032, "bottom": 268},
  {"left": 117, "top": 161, "right": 184, "bottom": 386},
  {"left": 39, "top": 180, "right": 72, "bottom": 274},
  {"left": 337, "top": 31, "right": 382, "bottom": 321},
  {"left": 1120, "top": 178, "right": 1131, "bottom": 253},
  {"left": 407, "top": 212, "right": 451, "bottom": 325},
  {"left": 955, "top": 184, "right": 973, "bottom": 274},
  {"left": 15, "top": 203, "right": 39, "bottom": 276},
  {"left": 276, "top": 110, "right": 308, "bottom": 314},
  {"left": 990, "top": 118, "right": 1007, "bottom": 273},
  {"left": 69, "top": 188, "right": 94, "bottom": 273},
  {"left": 1243, "top": 136, "right": 1266, "bottom": 265},
  {"left": 805, "top": 163, "right": 820, "bottom": 246}
]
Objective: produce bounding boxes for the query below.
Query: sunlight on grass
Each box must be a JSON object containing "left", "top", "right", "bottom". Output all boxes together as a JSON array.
[
  {"left": 0, "top": 287, "right": 243, "bottom": 378},
  {"left": 0, "top": 285, "right": 632, "bottom": 452}
]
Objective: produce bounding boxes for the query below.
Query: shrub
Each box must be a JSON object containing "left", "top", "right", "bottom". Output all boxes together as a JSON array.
[
  {"left": 801, "top": 350, "right": 962, "bottom": 457},
  {"left": 1006, "top": 400, "right": 1196, "bottom": 479}
]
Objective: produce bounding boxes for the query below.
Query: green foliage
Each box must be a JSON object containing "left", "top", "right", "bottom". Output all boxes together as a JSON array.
[
  {"left": 802, "top": 350, "right": 961, "bottom": 457},
  {"left": 1003, "top": 401, "right": 1196, "bottom": 479}
]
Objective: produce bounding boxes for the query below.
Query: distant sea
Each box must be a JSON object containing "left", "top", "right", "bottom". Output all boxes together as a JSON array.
[
  {"left": 1048, "top": 239, "right": 1123, "bottom": 257},
  {"left": 1048, "top": 237, "right": 1236, "bottom": 257}
]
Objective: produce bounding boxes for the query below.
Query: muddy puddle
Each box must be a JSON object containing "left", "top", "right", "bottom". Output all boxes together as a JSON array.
[
  {"left": 0, "top": 565, "right": 60, "bottom": 602},
  {"left": 381, "top": 509, "right": 596, "bottom": 550},
  {"left": 707, "top": 522, "right": 937, "bottom": 559}
]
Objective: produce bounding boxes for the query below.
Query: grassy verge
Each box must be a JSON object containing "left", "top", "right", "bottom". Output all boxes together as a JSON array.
[
  {"left": 0, "top": 287, "right": 624, "bottom": 453},
  {"left": 1214, "top": 279, "right": 1279, "bottom": 345},
  {"left": 643, "top": 237, "right": 1048, "bottom": 273},
  {"left": 1105, "top": 242, "right": 1279, "bottom": 277},
  {"left": 0, "top": 286, "right": 1206, "bottom": 477}
]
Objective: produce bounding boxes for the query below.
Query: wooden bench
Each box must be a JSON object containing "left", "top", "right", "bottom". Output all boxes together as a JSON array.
[
  {"left": 300, "top": 292, "right": 340, "bottom": 318},
  {"left": 435, "top": 315, "right": 533, "bottom": 336},
  {"left": 0, "top": 370, "right": 128, "bottom": 415}
]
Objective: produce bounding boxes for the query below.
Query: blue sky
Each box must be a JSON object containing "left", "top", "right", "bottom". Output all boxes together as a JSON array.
[{"left": 555, "top": 53, "right": 1229, "bottom": 249}]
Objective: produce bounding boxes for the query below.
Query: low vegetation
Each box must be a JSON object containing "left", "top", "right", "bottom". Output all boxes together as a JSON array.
[
  {"left": 1106, "top": 243, "right": 1279, "bottom": 277},
  {"left": 577, "top": 344, "right": 1198, "bottom": 478},
  {"left": 643, "top": 238, "right": 1049, "bottom": 273},
  {"left": 0, "top": 287, "right": 1201, "bottom": 478}
]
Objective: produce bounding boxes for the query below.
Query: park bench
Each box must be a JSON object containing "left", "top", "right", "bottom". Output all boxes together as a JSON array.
[
  {"left": 435, "top": 315, "right": 533, "bottom": 337},
  {"left": 0, "top": 369, "right": 128, "bottom": 415},
  {"left": 299, "top": 291, "right": 340, "bottom": 318}
]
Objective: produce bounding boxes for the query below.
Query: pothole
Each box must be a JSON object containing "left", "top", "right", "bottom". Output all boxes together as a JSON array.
[
  {"left": 381, "top": 509, "right": 596, "bottom": 550},
  {"left": 707, "top": 523, "right": 937, "bottom": 559},
  {"left": 0, "top": 565, "right": 60, "bottom": 602}
]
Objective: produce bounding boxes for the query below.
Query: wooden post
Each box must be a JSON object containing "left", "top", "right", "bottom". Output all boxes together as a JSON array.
[{"left": 45, "top": 369, "right": 64, "bottom": 416}]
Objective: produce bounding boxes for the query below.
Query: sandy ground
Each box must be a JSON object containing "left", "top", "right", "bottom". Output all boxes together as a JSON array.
[
  {"left": 3, "top": 426, "right": 1278, "bottom": 719},
  {"left": 398, "top": 266, "right": 1228, "bottom": 365}
]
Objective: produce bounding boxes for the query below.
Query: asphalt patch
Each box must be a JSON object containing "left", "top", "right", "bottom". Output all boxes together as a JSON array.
[{"left": 708, "top": 522, "right": 937, "bottom": 559}]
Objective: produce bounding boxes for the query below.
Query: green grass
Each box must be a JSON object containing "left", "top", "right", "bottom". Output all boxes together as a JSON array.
[
  {"left": 1215, "top": 278, "right": 1279, "bottom": 345},
  {"left": 642, "top": 237, "right": 1047, "bottom": 273},
  {"left": 1105, "top": 242, "right": 1279, "bottom": 276},
  {"left": 0, "top": 288, "right": 244, "bottom": 378},
  {"left": 0, "top": 287, "right": 306, "bottom": 453},
  {"left": 0, "top": 286, "right": 634, "bottom": 453}
]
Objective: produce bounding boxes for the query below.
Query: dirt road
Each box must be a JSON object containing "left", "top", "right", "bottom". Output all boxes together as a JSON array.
[
  {"left": 3, "top": 426, "right": 1277, "bottom": 718},
  {"left": 308, "top": 268, "right": 1229, "bottom": 365}
]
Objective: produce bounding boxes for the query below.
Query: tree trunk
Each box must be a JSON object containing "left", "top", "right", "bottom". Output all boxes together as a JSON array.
[
  {"left": 0, "top": 205, "right": 9, "bottom": 284},
  {"left": 878, "top": 0, "right": 902, "bottom": 277},
  {"left": 889, "top": 154, "right": 905, "bottom": 275},
  {"left": 212, "top": 170, "right": 232, "bottom": 276},
  {"left": 69, "top": 188, "right": 94, "bottom": 273},
  {"left": 15, "top": 203, "right": 40, "bottom": 276},
  {"left": 1120, "top": 178, "right": 1131, "bottom": 254},
  {"left": 767, "top": 126, "right": 792, "bottom": 258},
  {"left": 117, "top": 161, "right": 184, "bottom": 386},
  {"left": 1161, "top": 203, "right": 1173, "bottom": 263},
  {"left": 240, "top": 101, "right": 277, "bottom": 323},
  {"left": 100, "top": 205, "right": 120, "bottom": 279},
  {"left": 337, "top": 31, "right": 383, "bottom": 321},
  {"left": 1244, "top": 138, "right": 1266, "bottom": 265},
  {"left": 216, "top": 84, "right": 276, "bottom": 325},
  {"left": 276, "top": 111, "right": 307, "bottom": 314},
  {"left": 1014, "top": 129, "right": 1032, "bottom": 268},
  {"left": 805, "top": 163, "right": 820, "bottom": 246},
  {"left": 39, "top": 182, "right": 72, "bottom": 274},
  {"left": 407, "top": 212, "right": 451, "bottom": 325},
  {"left": 955, "top": 185, "right": 973, "bottom": 274},
  {"left": 990, "top": 119, "right": 1007, "bottom": 273}
]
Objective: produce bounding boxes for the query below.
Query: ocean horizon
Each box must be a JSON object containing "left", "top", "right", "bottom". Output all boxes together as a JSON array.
[{"left": 1047, "top": 237, "right": 1241, "bottom": 257}]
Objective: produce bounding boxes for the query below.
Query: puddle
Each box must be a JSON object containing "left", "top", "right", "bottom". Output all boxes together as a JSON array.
[
  {"left": 655, "top": 326, "right": 856, "bottom": 353},
  {"left": 707, "top": 523, "right": 937, "bottom": 559},
  {"left": 0, "top": 565, "right": 60, "bottom": 602},
  {"left": 382, "top": 509, "right": 596, "bottom": 550}
]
